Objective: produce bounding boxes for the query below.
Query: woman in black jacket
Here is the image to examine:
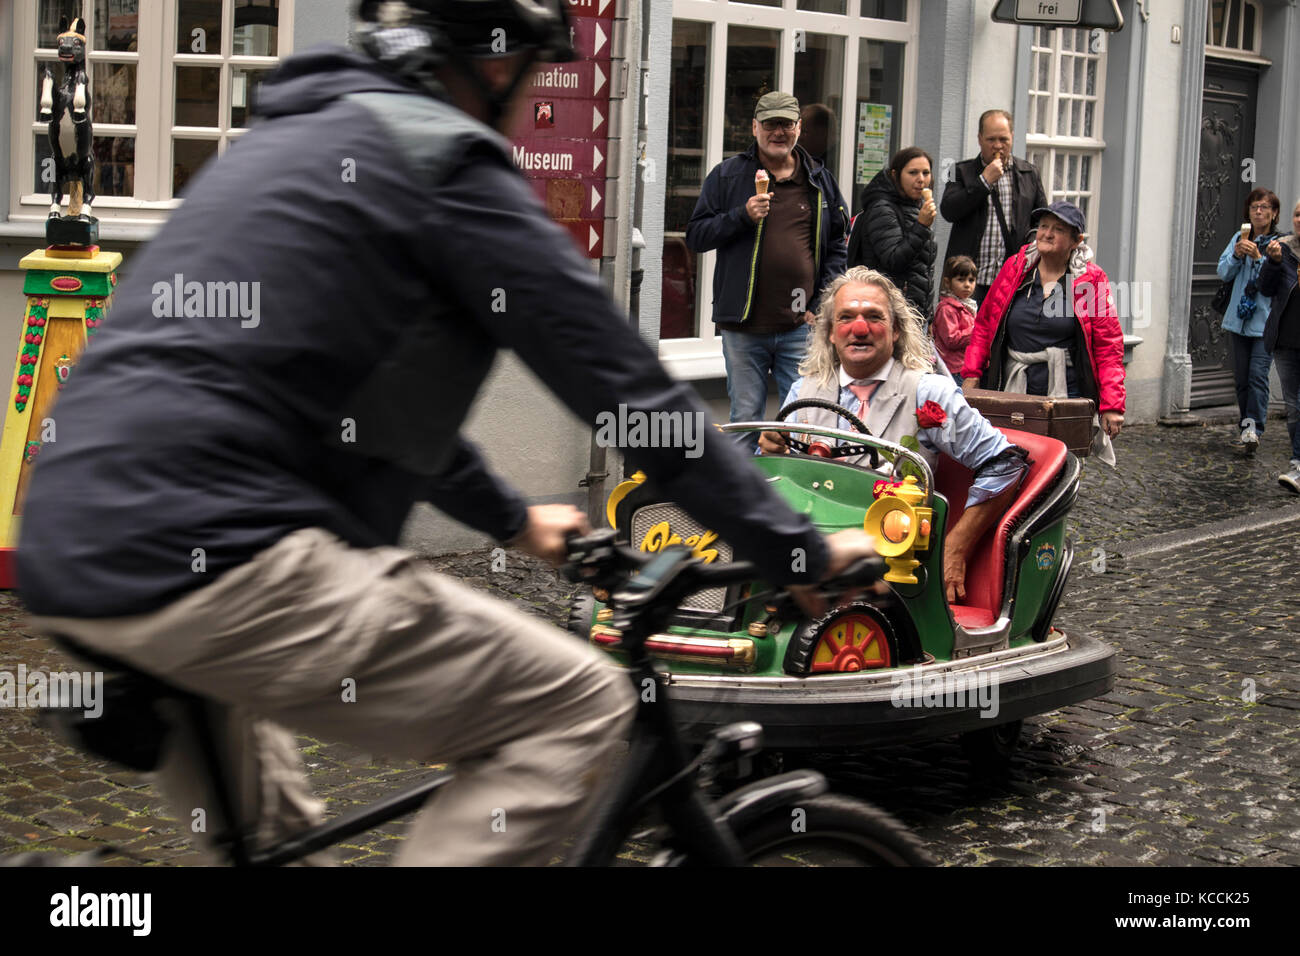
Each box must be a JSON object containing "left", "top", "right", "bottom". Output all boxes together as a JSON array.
[
  {"left": 1260, "top": 197, "right": 1300, "bottom": 493},
  {"left": 847, "top": 146, "right": 938, "bottom": 318}
]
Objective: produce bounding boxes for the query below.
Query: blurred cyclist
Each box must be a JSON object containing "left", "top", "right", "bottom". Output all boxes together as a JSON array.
[{"left": 18, "top": 0, "right": 876, "bottom": 865}]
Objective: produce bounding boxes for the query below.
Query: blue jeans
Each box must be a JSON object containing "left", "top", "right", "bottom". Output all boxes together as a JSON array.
[
  {"left": 1271, "top": 347, "right": 1300, "bottom": 465},
  {"left": 1229, "top": 331, "right": 1271, "bottom": 432},
  {"left": 721, "top": 324, "right": 812, "bottom": 452}
]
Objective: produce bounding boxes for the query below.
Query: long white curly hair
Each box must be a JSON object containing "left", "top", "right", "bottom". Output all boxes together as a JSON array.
[{"left": 799, "top": 267, "right": 935, "bottom": 388}]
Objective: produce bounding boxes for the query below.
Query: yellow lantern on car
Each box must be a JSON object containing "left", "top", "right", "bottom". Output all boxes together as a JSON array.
[{"left": 864, "top": 475, "right": 933, "bottom": 585}]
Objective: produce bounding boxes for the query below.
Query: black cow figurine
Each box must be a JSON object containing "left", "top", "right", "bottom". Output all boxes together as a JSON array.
[{"left": 38, "top": 16, "right": 98, "bottom": 246}]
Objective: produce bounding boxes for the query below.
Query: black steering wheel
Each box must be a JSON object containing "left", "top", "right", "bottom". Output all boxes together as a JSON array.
[{"left": 771, "top": 398, "right": 882, "bottom": 468}]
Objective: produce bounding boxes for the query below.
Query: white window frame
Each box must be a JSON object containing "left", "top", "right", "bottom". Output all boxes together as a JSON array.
[
  {"left": 1025, "top": 26, "right": 1106, "bottom": 241},
  {"left": 1206, "top": 0, "right": 1264, "bottom": 55},
  {"left": 10, "top": 0, "right": 294, "bottom": 226},
  {"left": 663, "top": 0, "right": 918, "bottom": 380}
]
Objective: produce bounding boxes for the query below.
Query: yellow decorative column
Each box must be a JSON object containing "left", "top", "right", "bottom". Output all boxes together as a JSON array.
[{"left": 0, "top": 247, "right": 120, "bottom": 586}]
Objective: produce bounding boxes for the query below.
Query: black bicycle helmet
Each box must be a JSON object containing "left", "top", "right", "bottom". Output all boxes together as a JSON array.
[
  {"left": 358, "top": 0, "right": 574, "bottom": 62},
  {"left": 356, "top": 0, "right": 573, "bottom": 127}
]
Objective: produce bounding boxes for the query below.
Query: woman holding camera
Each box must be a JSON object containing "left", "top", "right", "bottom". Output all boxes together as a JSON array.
[{"left": 1216, "top": 188, "right": 1282, "bottom": 453}]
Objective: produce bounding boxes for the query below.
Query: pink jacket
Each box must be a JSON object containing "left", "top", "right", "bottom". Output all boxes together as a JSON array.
[
  {"left": 961, "top": 243, "right": 1126, "bottom": 414},
  {"left": 932, "top": 295, "right": 975, "bottom": 376}
]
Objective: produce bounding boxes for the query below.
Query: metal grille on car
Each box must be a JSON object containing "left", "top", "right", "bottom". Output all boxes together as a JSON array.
[{"left": 629, "top": 504, "right": 733, "bottom": 612}]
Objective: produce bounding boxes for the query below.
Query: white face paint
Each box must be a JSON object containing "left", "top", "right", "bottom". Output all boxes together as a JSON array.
[{"left": 832, "top": 283, "right": 896, "bottom": 379}]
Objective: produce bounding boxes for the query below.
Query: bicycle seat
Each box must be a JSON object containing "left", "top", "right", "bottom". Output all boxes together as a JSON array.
[{"left": 45, "top": 633, "right": 193, "bottom": 772}]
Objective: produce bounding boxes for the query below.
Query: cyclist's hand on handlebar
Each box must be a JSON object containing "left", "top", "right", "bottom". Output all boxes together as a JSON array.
[
  {"left": 757, "top": 430, "right": 790, "bottom": 455},
  {"left": 510, "top": 505, "right": 590, "bottom": 567},
  {"left": 789, "top": 529, "right": 884, "bottom": 618}
]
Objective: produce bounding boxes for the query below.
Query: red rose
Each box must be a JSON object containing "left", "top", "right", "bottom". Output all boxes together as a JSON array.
[{"left": 916, "top": 401, "right": 947, "bottom": 429}]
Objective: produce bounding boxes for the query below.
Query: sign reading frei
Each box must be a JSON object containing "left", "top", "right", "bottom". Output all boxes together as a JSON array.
[
  {"left": 509, "top": 0, "right": 617, "bottom": 259},
  {"left": 1015, "top": 0, "right": 1081, "bottom": 22},
  {"left": 991, "top": 0, "right": 1123, "bottom": 29}
]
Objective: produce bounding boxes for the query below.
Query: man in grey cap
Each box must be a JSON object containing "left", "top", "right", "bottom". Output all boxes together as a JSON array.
[{"left": 687, "top": 91, "right": 849, "bottom": 451}]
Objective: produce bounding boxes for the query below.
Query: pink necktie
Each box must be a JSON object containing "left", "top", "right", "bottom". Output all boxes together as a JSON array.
[{"left": 848, "top": 381, "right": 880, "bottom": 419}]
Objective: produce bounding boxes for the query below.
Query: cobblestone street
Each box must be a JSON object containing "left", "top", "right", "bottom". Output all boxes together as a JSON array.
[{"left": 1, "top": 419, "right": 1297, "bottom": 866}]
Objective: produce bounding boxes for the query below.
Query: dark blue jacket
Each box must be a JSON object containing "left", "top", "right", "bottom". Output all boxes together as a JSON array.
[
  {"left": 684, "top": 143, "right": 848, "bottom": 326},
  {"left": 1259, "top": 235, "right": 1300, "bottom": 352},
  {"left": 17, "top": 48, "right": 830, "bottom": 618}
]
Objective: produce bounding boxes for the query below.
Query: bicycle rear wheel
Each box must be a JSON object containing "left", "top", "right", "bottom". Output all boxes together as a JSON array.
[{"left": 732, "top": 793, "right": 934, "bottom": 866}]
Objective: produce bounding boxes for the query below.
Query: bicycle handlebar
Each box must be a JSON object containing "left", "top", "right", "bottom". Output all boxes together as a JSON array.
[{"left": 562, "top": 530, "right": 885, "bottom": 610}]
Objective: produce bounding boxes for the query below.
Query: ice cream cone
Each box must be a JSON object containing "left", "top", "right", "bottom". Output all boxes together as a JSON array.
[{"left": 755, "top": 170, "right": 770, "bottom": 196}]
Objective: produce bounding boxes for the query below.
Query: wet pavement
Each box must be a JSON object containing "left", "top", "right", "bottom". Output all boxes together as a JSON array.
[{"left": 1, "top": 418, "right": 1297, "bottom": 866}]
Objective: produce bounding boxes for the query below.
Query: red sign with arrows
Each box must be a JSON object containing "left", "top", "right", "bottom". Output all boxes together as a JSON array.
[
  {"left": 511, "top": 139, "right": 606, "bottom": 180},
  {"left": 565, "top": 0, "right": 616, "bottom": 21},
  {"left": 509, "top": 2, "right": 615, "bottom": 258},
  {"left": 558, "top": 220, "right": 606, "bottom": 258},
  {"left": 526, "top": 176, "right": 607, "bottom": 220},
  {"left": 526, "top": 98, "right": 608, "bottom": 139}
]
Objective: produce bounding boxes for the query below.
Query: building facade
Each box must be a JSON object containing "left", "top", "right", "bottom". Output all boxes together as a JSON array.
[{"left": 2, "top": 1, "right": 1299, "bottom": 553}]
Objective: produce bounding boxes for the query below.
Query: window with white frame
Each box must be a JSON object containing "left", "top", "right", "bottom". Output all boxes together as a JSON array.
[
  {"left": 663, "top": 0, "right": 916, "bottom": 376},
  {"left": 1206, "top": 0, "right": 1263, "bottom": 56},
  {"left": 12, "top": 0, "right": 293, "bottom": 223},
  {"left": 1026, "top": 26, "right": 1106, "bottom": 240}
]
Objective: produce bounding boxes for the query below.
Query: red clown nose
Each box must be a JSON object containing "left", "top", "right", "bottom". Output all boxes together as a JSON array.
[{"left": 837, "top": 318, "right": 873, "bottom": 341}]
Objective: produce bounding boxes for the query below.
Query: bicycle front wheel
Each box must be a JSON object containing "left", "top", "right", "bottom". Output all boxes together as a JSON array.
[{"left": 732, "top": 793, "right": 934, "bottom": 866}]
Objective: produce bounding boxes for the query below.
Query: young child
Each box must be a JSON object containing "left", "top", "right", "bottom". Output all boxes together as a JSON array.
[{"left": 933, "top": 255, "right": 978, "bottom": 381}]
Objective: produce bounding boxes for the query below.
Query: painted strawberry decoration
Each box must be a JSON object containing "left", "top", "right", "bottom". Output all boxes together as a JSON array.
[{"left": 873, "top": 478, "right": 904, "bottom": 498}]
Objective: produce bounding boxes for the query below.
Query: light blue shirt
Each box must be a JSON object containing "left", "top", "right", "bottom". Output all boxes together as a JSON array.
[
  {"left": 778, "top": 361, "right": 1026, "bottom": 509},
  {"left": 1216, "top": 234, "right": 1275, "bottom": 337}
]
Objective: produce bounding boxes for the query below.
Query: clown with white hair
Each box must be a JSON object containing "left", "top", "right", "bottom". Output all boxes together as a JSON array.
[{"left": 760, "top": 267, "right": 1029, "bottom": 602}]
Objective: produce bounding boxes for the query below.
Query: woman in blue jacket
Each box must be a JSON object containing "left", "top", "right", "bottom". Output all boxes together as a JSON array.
[{"left": 1217, "top": 188, "right": 1282, "bottom": 452}]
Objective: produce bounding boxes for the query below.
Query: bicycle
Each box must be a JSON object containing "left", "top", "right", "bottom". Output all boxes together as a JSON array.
[{"left": 30, "top": 531, "right": 933, "bottom": 867}]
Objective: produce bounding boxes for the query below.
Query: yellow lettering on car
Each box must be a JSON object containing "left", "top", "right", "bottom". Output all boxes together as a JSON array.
[{"left": 640, "top": 522, "right": 720, "bottom": 563}]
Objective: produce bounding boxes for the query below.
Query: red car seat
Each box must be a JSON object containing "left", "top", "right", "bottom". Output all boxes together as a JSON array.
[{"left": 934, "top": 429, "right": 1068, "bottom": 629}]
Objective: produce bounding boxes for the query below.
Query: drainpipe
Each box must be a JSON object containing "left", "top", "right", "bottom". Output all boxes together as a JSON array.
[{"left": 584, "top": 0, "right": 650, "bottom": 527}]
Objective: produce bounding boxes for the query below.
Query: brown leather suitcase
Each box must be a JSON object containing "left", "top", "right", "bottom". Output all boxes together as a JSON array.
[{"left": 963, "top": 389, "right": 1096, "bottom": 457}]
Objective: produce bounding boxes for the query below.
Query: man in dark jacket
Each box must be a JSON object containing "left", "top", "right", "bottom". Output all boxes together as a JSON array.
[
  {"left": 1260, "top": 206, "right": 1300, "bottom": 493},
  {"left": 17, "top": 0, "right": 875, "bottom": 866},
  {"left": 940, "top": 109, "right": 1048, "bottom": 304},
  {"left": 685, "top": 92, "right": 849, "bottom": 451}
]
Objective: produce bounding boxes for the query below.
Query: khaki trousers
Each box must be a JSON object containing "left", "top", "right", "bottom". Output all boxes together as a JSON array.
[{"left": 32, "top": 528, "right": 637, "bottom": 866}]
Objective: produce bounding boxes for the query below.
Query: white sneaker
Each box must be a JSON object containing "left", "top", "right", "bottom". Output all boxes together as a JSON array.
[
  {"left": 1240, "top": 422, "right": 1259, "bottom": 453},
  {"left": 1280, "top": 468, "right": 1300, "bottom": 495}
]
